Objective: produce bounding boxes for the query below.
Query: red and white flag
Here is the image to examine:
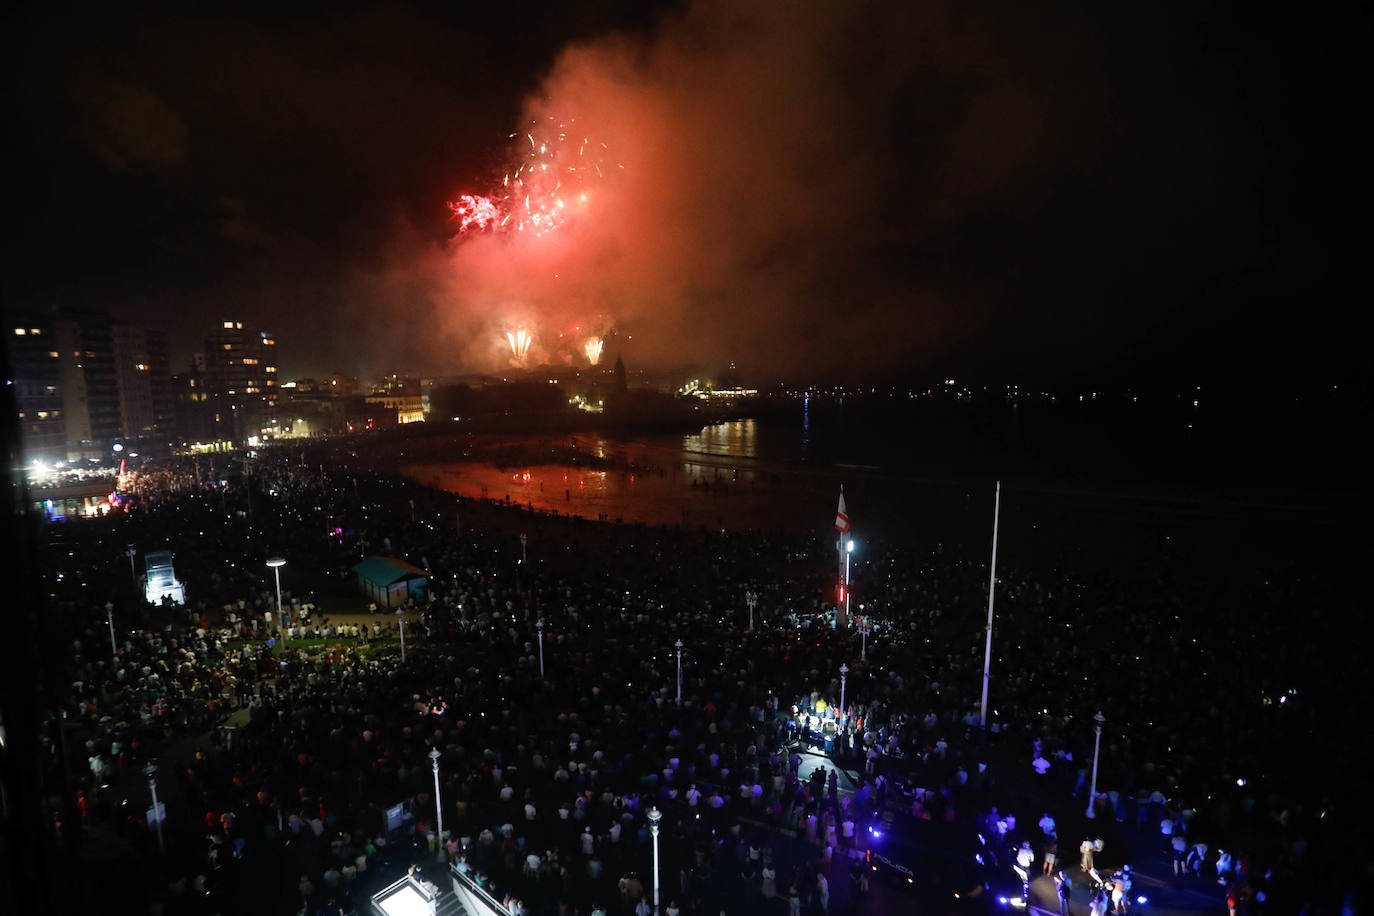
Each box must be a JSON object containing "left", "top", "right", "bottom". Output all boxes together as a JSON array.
[{"left": 835, "top": 488, "right": 850, "bottom": 532}]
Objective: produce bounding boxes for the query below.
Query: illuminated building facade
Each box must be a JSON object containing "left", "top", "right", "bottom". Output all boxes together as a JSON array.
[
  {"left": 6, "top": 314, "right": 66, "bottom": 464},
  {"left": 55, "top": 310, "right": 121, "bottom": 459},
  {"left": 112, "top": 324, "right": 175, "bottom": 443},
  {"left": 200, "top": 320, "right": 279, "bottom": 442}
]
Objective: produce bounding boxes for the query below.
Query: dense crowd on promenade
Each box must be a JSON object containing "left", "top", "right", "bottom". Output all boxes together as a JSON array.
[{"left": 33, "top": 449, "right": 1358, "bottom": 915}]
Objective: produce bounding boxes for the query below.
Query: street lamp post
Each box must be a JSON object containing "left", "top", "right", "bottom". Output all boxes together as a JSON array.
[
  {"left": 537, "top": 619, "right": 545, "bottom": 678},
  {"left": 980, "top": 482, "right": 1002, "bottom": 729},
  {"left": 105, "top": 601, "right": 118, "bottom": 659},
  {"left": 1085, "top": 711, "right": 1105, "bottom": 818},
  {"left": 397, "top": 609, "right": 406, "bottom": 663},
  {"left": 675, "top": 639, "right": 683, "bottom": 705},
  {"left": 845, "top": 540, "right": 854, "bottom": 624},
  {"left": 127, "top": 545, "right": 137, "bottom": 589},
  {"left": 144, "top": 763, "right": 164, "bottom": 853},
  {"left": 430, "top": 748, "right": 444, "bottom": 843},
  {"left": 859, "top": 618, "right": 872, "bottom": 660},
  {"left": 648, "top": 806, "right": 662, "bottom": 915},
  {"left": 839, "top": 664, "right": 848, "bottom": 722},
  {"left": 519, "top": 533, "right": 528, "bottom": 565},
  {"left": 266, "top": 557, "right": 286, "bottom": 637},
  {"left": 745, "top": 590, "right": 757, "bottom": 631}
]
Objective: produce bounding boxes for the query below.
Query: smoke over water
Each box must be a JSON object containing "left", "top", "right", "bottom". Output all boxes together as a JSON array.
[
  {"left": 366, "top": 0, "right": 941, "bottom": 379},
  {"left": 356, "top": 0, "right": 1257, "bottom": 383}
]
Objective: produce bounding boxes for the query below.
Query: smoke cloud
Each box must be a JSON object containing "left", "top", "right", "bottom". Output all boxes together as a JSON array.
[{"left": 360, "top": 1, "right": 1023, "bottom": 380}]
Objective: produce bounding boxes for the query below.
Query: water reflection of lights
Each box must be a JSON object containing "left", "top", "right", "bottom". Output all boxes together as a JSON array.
[{"left": 684, "top": 419, "right": 757, "bottom": 458}]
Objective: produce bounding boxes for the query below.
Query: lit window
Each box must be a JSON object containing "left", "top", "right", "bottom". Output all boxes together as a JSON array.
[
  {"left": 13, "top": 329, "right": 25, "bottom": 335},
  {"left": 30, "top": 329, "right": 41, "bottom": 335},
  {"left": 243, "top": 357, "right": 258, "bottom": 365},
  {"left": 223, "top": 321, "right": 234, "bottom": 329},
  {"left": 49, "top": 351, "right": 59, "bottom": 358},
  {"left": 223, "top": 344, "right": 232, "bottom": 350},
  {"left": 265, "top": 365, "right": 276, "bottom": 372},
  {"left": 136, "top": 363, "right": 148, "bottom": 371}
]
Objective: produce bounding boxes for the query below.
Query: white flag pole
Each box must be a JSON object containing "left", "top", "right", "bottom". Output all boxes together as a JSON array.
[{"left": 979, "top": 481, "right": 1001, "bottom": 730}]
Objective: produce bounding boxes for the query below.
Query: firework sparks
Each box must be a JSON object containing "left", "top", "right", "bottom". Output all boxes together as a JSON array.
[
  {"left": 448, "top": 117, "right": 609, "bottom": 237},
  {"left": 506, "top": 328, "right": 533, "bottom": 365},
  {"left": 583, "top": 337, "right": 604, "bottom": 365},
  {"left": 447, "top": 195, "right": 501, "bottom": 231}
]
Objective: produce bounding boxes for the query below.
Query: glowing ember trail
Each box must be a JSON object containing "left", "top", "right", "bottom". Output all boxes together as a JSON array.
[
  {"left": 447, "top": 117, "right": 612, "bottom": 237},
  {"left": 583, "top": 337, "right": 604, "bottom": 365},
  {"left": 506, "top": 328, "right": 533, "bottom": 365}
]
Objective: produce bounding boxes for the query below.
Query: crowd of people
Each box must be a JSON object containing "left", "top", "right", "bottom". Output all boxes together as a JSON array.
[{"left": 30, "top": 447, "right": 1357, "bottom": 915}]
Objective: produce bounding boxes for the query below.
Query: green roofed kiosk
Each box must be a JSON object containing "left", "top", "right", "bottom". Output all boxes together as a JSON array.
[{"left": 352, "top": 556, "right": 428, "bottom": 610}]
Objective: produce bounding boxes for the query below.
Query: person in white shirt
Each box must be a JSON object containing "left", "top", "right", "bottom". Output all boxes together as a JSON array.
[{"left": 1039, "top": 812, "right": 1057, "bottom": 838}]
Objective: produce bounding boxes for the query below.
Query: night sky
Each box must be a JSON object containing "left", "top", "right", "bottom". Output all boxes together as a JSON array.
[{"left": 6, "top": 1, "right": 1361, "bottom": 384}]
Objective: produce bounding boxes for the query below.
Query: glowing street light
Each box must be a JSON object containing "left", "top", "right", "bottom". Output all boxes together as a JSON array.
[
  {"left": 745, "top": 590, "right": 757, "bottom": 630},
  {"left": 397, "top": 609, "right": 406, "bottom": 663},
  {"left": 266, "top": 557, "right": 286, "bottom": 637},
  {"left": 648, "top": 806, "right": 663, "bottom": 915},
  {"left": 859, "top": 617, "right": 872, "bottom": 660},
  {"left": 844, "top": 540, "right": 855, "bottom": 622}
]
